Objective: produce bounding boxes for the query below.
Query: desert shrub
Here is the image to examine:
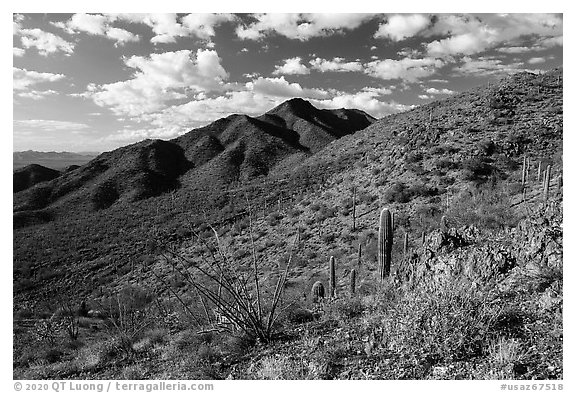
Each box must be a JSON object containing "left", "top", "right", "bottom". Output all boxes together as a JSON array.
[
  {"left": 328, "top": 297, "right": 365, "bottom": 320},
  {"left": 446, "top": 184, "right": 520, "bottom": 230},
  {"left": 434, "top": 158, "right": 459, "bottom": 170},
  {"left": 460, "top": 158, "right": 497, "bottom": 182},
  {"left": 384, "top": 182, "right": 439, "bottom": 204},
  {"left": 370, "top": 278, "right": 505, "bottom": 377},
  {"left": 405, "top": 151, "right": 424, "bottom": 163}
]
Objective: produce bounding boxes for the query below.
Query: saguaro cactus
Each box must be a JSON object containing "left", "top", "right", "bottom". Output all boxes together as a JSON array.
[
  {"left": 403, "top": 232, "right": 409, "bottom": 255},
  {"left": 378, "top": 208, "right": 393, "bottom": 280},
  {"left": 329, "top": 256, "right": 336, "bottom": 297},
  {"left": 421, "top": 231, "right": 426, "bottom": 246},
  {"left": 537, "top": 161, "right": 542, "bottom": 183},
  {"left": 521, "top": 156, "right": 527, "bottom": 187},
  {"left": 311, "top": 281, "right": 325, "bottom": 303},
  {"left": 350, "top": 269, "right": 356, "bottom": 296},
  {"left": 357, "top": 243, "right": 362, "bottom": 266}
]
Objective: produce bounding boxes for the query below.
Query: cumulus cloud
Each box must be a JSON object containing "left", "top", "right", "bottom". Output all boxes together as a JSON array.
[
  {"left": 311, "top": 90, "right": 413, "bottom": 118},
  {"left": 180, "top": 13, "right": 237, "bottom": 40},
  {"left": 18, "top": 28, "right": 75, "bottom": 56},
  {"left": 496, "top": 46, "right": 536, "bottom": 54},
  {"left": 424, "top": 87, "right": 456, "bottom": 95},
  {"left": 13, "top": 47, "right": 25, "bottom": 57},
  {"left": 309, "top": 57, "right": 363, "bottom": 72},
  {"left": 272, "top": 57, "right": 310, "bottom": 75},
  {"left": 236, "top": 13, "right": 375, "bottom": 41},
  {"left": 87, "top": 49, "right": 229, "bottom": 117},
  {"left": 425, "top": 14, "right": 562, "bottom": 57},
  {"left": 454, "top": 56, "right": 527, "bottom": 76},
  {"left": 528, "top": 57, "right": 546, "bottom": 64},
  {"left": 17, "top": 89, "right": 59, "bottom": 100},
  {"left": 13, "top": 67, "right": 65, "bottom": 91},
  {"left": 246, "top": 76, "right": 329, "bottom": 99},
  {"left": 374, "top": 14, "right": 429, "bottom": 41},
  {"left": 365, "top": 57, "right": 443, "bottom": 82},
  {"left": 109, "top": 13, "right": 235, "bottom": 44},
  {"left": 52, "top": 13, "right": 140, "bottom": 46}
]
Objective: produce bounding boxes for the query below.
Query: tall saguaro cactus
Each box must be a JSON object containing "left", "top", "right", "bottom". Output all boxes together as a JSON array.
[
  {"left": 329, "top": 256, "right": 336, "bottom": 297},
  {"left": 537, "top": 161, "right": 542, "bottom": 183},
  {"left": 521, "top": 156, "right": 527, "bottom": 187},
  {"left": 357, "top": 244, "right": 362, "bottom": 266},
  {"left": 350, "top": 269, "right": 356, "bottom": 296},
  {"left": 378, "top": 208, "right": 393, "bottom": 280},
  {"left": 403, "top": 232, "right": 409, "bottom": 255}
]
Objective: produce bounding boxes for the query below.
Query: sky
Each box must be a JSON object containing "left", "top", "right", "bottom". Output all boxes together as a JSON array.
[{"left": 12, "top": 13, "right": 563, "bottom": 153}]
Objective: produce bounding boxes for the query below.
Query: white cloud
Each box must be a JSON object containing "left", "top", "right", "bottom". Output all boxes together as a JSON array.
[
  {"left": 13, "top": 67, "right": 65, "bottom": 91},
  {"left": 365, "top": 57, "right": 443, "bottom": 82},
  {"left": 425, "top": 14, "right": 562, "bottom": 57},
  {"left": 19, "top": 28, "right": 75, "bottom": 56},
  {"left": 17, "top": 89, "right": 59, "bottom": 100},
  {"left": 496, "top": 46, "right": 535, "bottom": 54},
  {"left": 105, "top": 27, "right": 139, "bottom": 45},
  {"left": 273, "top": 57, "right": 310, "bottom": 75},
  {"left": 67, "top": 13, "right": 108, "bottom": 35},
  {"left": 427, "top": 32, "right": 494, "bottom": 57},
  {"left": 375, "top": 14, "right": 429, "bottom": 41},
  {"left": 309, "top": 57, "right": 363, "bottom": 73},
  {"left": 424, "top": 87, "right": 456, "bottom": 95},
  {"left": 14, "top": 119, "right": 89, "bottom": 131},
  {"left": 13, "top": 47, "right": 25, "bottom": 57},
  {"left": 53, "top": 13, "right": 140, "bottom": 46},
  {"left": 311, "top": 90, "right": 413, "bottom": 119},
  {"left": 528, "top": 57, "right": 546, "bottom": 64},
  {"left": 87, "top": 49, "right": 229, "bottom": 117},
  {"left": 180, "top": 13, "right": 237, "bottom": 40},
  {"left": 454, "top": 56, "right": 527, "bottom": 76},
  {"left": 418, "top": 95, "right": 430, "bottom": 99},
  {"left": 13, "top": 14, "right": 24, "bottom": 35},
  {"left": 236, "top": 13, "right": 375, "bottom": 41},
  {"left": 246, "top": 76, "right": 329, "bottom": 99},
  {"left": 109, "top": 13, "right": 234, "bottom": 44}
]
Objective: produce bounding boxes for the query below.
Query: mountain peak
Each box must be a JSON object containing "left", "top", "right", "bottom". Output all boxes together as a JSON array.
[{"left": 270, "top": 97, "right": 317, "bottom": 114}]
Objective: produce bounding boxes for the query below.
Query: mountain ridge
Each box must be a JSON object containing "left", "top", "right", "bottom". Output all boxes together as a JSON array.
[{"left": 13, "top": 99, "right": 375, "bottom": 220}]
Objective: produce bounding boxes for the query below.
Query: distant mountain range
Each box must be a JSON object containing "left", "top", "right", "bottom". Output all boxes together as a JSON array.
[{"left": 13, "top": 150, "right": 98, "bottom": 171}]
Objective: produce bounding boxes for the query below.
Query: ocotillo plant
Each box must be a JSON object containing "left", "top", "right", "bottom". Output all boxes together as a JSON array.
[
  {"left": 311, "top": 281, "right": 325, "bottom": 303},
  {"left": 441, "top": 215, "right": 448, "bottom": 231},
  {"left": 352, "top": 187, "right": 357, "bottom": 231},
  {"left": 378, "top": 208, "right": 393, "bottom": 280},
  {"left": 350, "top": 269, "right": 356, "bottom": 296},
  {"left": 557, "top": 174, "right": 563, "bottom": 195},
  {"left": 543, "top": 165, "right": 551, "bottom": 201},
  {"left": 329, "top": 256, "right": 336, "bottom": 297}
]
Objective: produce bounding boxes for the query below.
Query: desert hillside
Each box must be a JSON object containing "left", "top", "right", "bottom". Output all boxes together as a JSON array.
[{"left": 13, "top": 69, "right": 562, "bottom": 380}]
